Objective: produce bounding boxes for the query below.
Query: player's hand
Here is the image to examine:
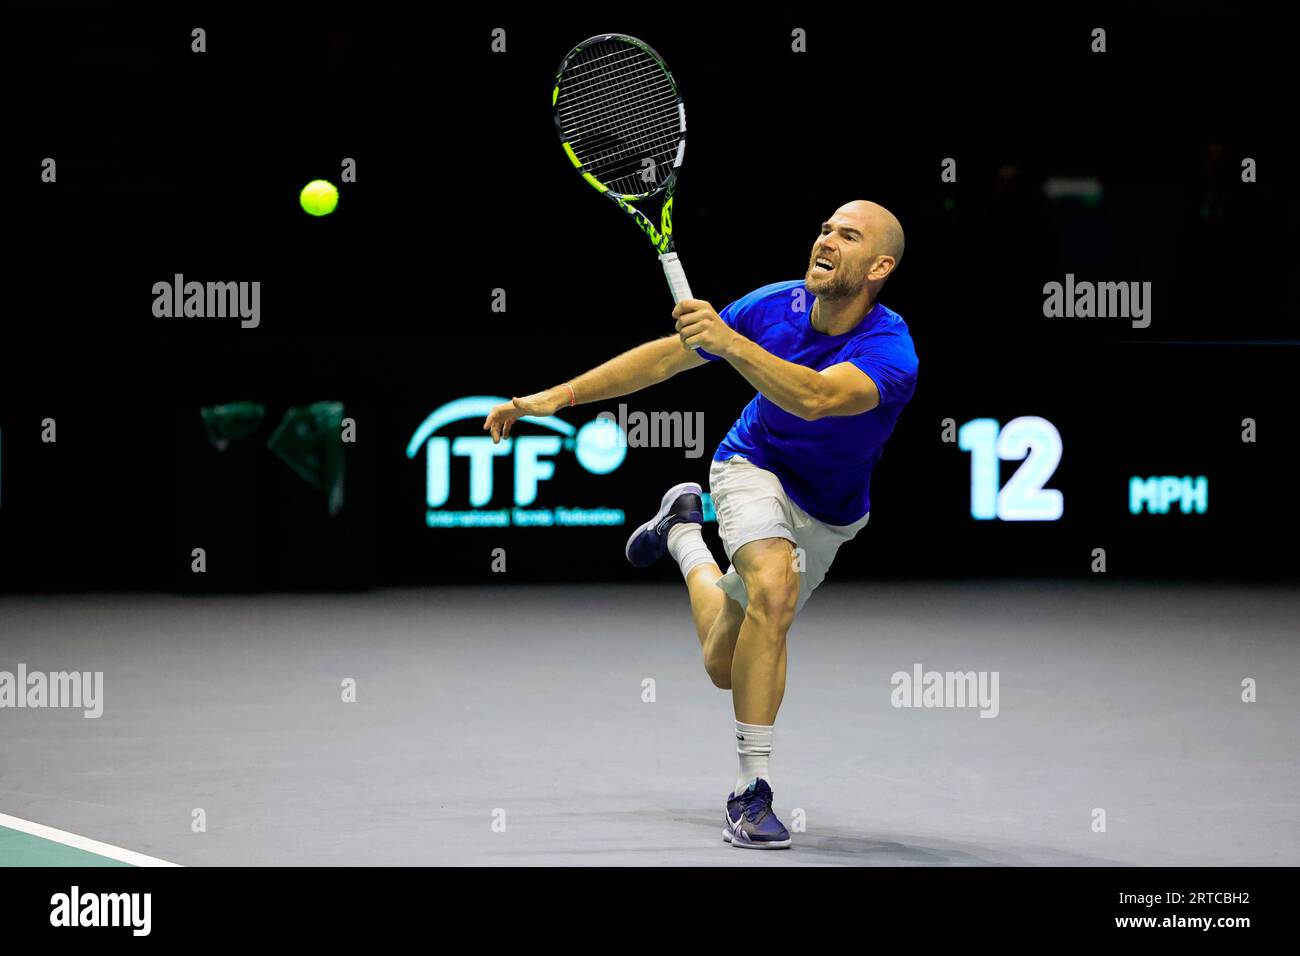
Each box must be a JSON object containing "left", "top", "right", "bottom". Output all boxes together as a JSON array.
[
  {"left": 483, "top": 389, "right": 564, "bottom": 443},
  {"left": 673, "top": 299, "right": 736, "bottom": 356}
]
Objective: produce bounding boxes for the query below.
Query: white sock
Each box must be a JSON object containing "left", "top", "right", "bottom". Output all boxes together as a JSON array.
[
  {"left": 667, "top": 522, "right": 716, "bottom": 581},
  {"left": 735, "top": 721, "right": 773, "bottom": 794}
]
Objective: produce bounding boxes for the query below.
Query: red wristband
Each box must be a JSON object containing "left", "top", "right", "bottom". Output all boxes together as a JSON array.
[{"left": 562, "top": 383, "right": 575, "bottom": 407}]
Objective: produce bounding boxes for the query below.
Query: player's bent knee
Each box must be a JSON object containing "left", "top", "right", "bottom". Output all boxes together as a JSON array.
[
  {"left": 745, "top": 578, "right": 799, "bottom": 629},
  {"left": 733, "top": 539, "right": 800, "bottom": 629}
]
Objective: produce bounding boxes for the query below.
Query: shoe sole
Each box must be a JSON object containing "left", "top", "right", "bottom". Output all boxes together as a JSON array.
[
  {"left": 722, "top": 825, "right": 791, "bottom": 849},
  {"left": 624, "top": 482, "right": 703, "bottom": 563}
]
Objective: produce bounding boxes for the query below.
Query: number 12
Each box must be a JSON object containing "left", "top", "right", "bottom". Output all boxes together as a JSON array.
[{"left": 958, "top": 417, "right": 1063, "bottom": 521}]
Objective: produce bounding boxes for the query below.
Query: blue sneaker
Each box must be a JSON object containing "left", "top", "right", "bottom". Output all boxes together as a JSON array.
[
  {"left": 624, "top": 482, "right": 703, "bottom": 568},
  {"left": 723, "top": 779, "right": 791, "bottom": 849}
]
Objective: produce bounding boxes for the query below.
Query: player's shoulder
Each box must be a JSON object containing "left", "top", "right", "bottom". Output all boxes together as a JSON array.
[
  {"left": 876, "top": 302, "right": 913, "bottom": 337},
  {"left": 871, "top": 300, "right": 908, "bottom": 331},
  {"left": 860, "top": 302, "right": 919, "bottom": 364},
  {"left": 728, "top": 280, "right": 807, "bottom": 313}
]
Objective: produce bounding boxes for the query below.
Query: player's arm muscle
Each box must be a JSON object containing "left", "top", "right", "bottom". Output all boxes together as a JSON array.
[
  {"left": 603, "top": 334, "right": 705, "bottom": 395},
  {"left": 565, "top": 335, "right": 706, "bottom": 407},
  {"left": 813, "top": 362, "right": 881, "bottom": 418},
  {"left": 652, "top": 334, "right": 709, "bottom": 379},
  {"left": 720, "top": 336, "right": 878, "bottom": 420},
  {"left": 484, "top": 336, "right": 708, "bottom": 443}
]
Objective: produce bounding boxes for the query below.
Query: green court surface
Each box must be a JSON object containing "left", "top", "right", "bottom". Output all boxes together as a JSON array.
[
  {"left": 0, "top": 826, "right": 132, "bottom": 866},
  {"left": 0, "top": 814, "right": 175, "bottom": 867}
]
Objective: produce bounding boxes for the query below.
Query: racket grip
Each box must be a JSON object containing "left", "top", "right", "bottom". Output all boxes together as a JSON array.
[{"left": 659, "top": 252, "right": 693, "bottom": 305}]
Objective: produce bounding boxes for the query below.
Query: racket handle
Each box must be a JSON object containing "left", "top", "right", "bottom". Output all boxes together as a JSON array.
[{"left": 659, "top": 252, "right": 693, "bottom": 305}]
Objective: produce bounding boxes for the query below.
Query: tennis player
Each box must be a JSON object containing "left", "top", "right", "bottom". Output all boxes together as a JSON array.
[{"left": 484, "top": 200, "right": 917, "bottom": 849}]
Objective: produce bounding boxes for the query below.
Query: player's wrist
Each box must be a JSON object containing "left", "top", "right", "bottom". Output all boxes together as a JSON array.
[
  {"left": 550, "top": 384, "right": 576, "bottom": 411},
  {"left": 717, "top": 331, "right": 745, "bottom": 360}
]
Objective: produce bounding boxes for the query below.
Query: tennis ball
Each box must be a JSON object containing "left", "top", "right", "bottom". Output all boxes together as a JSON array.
[{"left": 299, "top": 179, "right": 339, "bottom": 217}]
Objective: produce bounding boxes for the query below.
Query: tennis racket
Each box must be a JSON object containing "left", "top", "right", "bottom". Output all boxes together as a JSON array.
[{"left": 552, "top": 33, "right": 692, "bottom": 306}]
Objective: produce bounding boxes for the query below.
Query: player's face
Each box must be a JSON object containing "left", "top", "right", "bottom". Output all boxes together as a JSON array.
[{"left": 805, "top": 212, "right": 876, "bottom": 300}]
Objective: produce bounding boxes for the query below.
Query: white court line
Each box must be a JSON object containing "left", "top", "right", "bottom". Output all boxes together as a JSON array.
[{"left": 0, "top": 812, "right": 180, "bottom": 867}]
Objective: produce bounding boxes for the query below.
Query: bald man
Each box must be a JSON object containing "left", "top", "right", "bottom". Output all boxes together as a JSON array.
[{"left": 484, "top": 201, "right": 918, "bottom": 850}]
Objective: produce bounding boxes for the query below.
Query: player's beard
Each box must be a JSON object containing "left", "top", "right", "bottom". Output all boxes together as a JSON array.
[{"left": 805, "top": 255, "right": 869, "bottom": 302}]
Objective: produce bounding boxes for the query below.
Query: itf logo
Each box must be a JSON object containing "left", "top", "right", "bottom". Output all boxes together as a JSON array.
[{"left": 405, "top": 396, "right": 628, "bottom": 528}]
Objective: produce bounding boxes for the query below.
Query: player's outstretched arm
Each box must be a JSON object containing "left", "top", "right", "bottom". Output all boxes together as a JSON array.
[
  {"left": 483, "top": 335, "right": 707, "bottom": 443},
  {"left": 674, "top": 298, "right": 879, "bottom": 420}
]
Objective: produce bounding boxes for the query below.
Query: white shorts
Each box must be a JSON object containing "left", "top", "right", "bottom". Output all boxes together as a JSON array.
[{"left": 708, "top": 455, "right": 869, "bottom": 614}]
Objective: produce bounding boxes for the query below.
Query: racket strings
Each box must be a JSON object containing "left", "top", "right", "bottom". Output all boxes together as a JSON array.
[
  {"left": 571, "top": 104, "right": 681, "bottom": 190},
  {"left": 565, "top": 93, "right": 680, "bottom": 192},
  {"left": 559, "top": 47, "right": 665, "bottom": 93},
  {"left": 557, "top": 41, "right": 682, "bottom": 196},
  {"left": 559, "top": 64, "right": 676, "bottom": 134},
  {"left": 559, "top": 48, "right": 674, "bottom": 115},
  {"left": 560, "top": 56, "right": 671, "bottom": 106},
  {"left": 559, "top": 51, "right": 679, "bottom": 162},
  {"left": 563, "top": 63, "right": 676, "bottom": 143}
]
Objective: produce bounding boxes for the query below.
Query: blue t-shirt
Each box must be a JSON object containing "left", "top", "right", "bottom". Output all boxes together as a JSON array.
[{"left": 696, "top": 280, "right": 918, "bottom": 525}]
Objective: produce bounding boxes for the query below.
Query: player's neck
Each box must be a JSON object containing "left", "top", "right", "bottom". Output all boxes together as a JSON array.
[{"left": 810, "top": 292, "right": 875, "bottom": 336}]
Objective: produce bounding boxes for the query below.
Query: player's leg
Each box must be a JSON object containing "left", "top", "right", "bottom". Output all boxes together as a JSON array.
[
  {"left": 684, "top": 564, "right": 745, "bottom": 689},
  {"left": 720, "top": 535, "right": 799, "bottom": 849},
  {"left": 729, "top": 537, "right": 800, "bottom": 726},
  {"left": 625, "top": 477, "right": 748, "bottom": 689},
  {"left": 678, "top": 555, "right": 723, "bottom": 644}
]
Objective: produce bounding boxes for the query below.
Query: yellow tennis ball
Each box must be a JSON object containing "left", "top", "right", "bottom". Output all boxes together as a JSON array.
[{"left": 299, "top": 179, "right": 339, "bottom": 217}]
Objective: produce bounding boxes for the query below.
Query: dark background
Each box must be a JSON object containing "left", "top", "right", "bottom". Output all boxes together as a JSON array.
[{"left": 1, "top": 6, "right": 1295, "bottom": 590}]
